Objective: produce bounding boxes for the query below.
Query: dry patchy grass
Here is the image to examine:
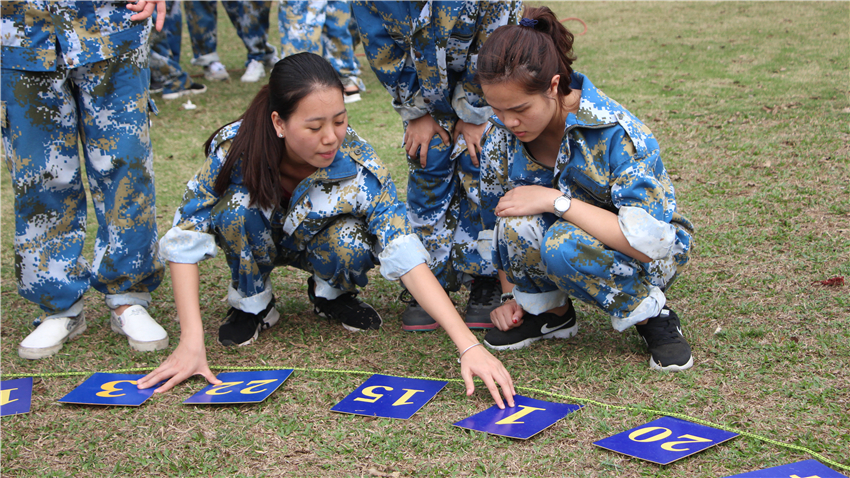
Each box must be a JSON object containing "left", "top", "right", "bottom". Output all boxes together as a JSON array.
[{"left": 2, "top": 2, "right": 849, "bottom": 477}]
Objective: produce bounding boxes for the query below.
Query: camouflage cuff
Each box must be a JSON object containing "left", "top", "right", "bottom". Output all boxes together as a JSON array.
[
  {"left": 190, "top": 52, "right": 221, "bottom": 68},
  {"left": 610, "top": 286, "right": 666, "bottom": 332},
  {"left": 394, "top": 94, "right": 429, "bottom": 123},
  {"left": 227, "top": 279, "right": 273, "bottom": 315},
  {"left": 451, "top": 87, "right": 493, "bottom": 126},
  {"left": 513, "top": 288, "right": 570, "bottom": 316}
]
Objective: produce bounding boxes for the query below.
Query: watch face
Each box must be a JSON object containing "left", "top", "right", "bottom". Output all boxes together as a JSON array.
[{"left": 555, "top": 196, "right": 570, "bottom": 214}]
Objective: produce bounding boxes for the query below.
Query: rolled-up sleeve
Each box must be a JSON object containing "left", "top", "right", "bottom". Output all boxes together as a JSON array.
[
  {"left": 618, "top": 206, "right": 676, "bottom": 261},
  {"left": 159, "top": 226, "right": 217, "bottom": 264},
  {"left": 609, "top": 128, "right": 679, "bottom": 261},
  {"left": 378, "top": 233, "right": 429, "bottom": 281},
  {"left": 158, "top": 132, "right": 231, "bottom": 264}
]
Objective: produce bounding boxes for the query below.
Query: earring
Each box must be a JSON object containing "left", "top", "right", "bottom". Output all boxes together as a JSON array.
[{"left": 278, "top": 133, "right": 283, "bottom": 138}]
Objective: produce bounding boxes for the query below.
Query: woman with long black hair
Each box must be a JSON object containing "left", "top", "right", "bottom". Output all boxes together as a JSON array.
[{"left": 138, "top": 52, "right": 515, "bottom": 408}]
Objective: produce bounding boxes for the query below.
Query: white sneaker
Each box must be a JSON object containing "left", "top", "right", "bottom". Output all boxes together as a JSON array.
[
  {"left": 110, "top": 305, "right": 169, "bottom": 352},
  {"left": 343, "top": 88, "right": 361, "bottom": 104},
  {"left": 241, "top": 59, "right": 266, "bottom": 83},
  {"left": 265, "top": 54, "right": 280, "bottom": 69},
  {"left": 18, "top": 314, "right": 87, "bottom": 360},
  {"left": 342, "top": 77, "right": 363, "bottom": 103},
  {"left": 204, "top": 61, "right": 230, "bottom": 81}
]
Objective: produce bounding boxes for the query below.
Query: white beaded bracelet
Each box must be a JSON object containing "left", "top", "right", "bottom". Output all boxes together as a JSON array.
[{"left": 457, "top": 342, "right": 482, "bottom": 363}]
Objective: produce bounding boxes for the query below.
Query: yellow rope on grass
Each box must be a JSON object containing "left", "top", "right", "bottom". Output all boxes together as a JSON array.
[{"left": 2, "top": 366, "right": 847, "bottom": 472}]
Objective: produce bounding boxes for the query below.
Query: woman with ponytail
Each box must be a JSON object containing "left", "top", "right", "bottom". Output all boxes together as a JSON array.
[
  {"left": 137, "top": 53, "right": 515, "bottom": 407},
  {"left": 476, "top": 7, "right": 695, "bottom": 371}
]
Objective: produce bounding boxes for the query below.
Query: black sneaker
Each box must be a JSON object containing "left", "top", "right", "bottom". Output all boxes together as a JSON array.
[
  {"left": 343, "top": 87, "right": 361, "bottom": 104},
  {"left": 218, "top": 297, "right": 280, "bottom": 347},
  {"left": 634, "top": 307, "right": 693, "bottom": 372},
  {"left": 308, "top": 277, "right": 382, "bottom": 331},
  {"left": 483, "top": 299, "right": 578, "bottom": 351},
  {"left": 398, "top": 289, "right": 439, "bottom": 332},
  {"left": 162, "top": 82, "right": 207, "bottom": 100},
  {"left": 464, "top": 276, "right": 500, "bottom": 329},
  {"left": 149, "top": 80, "right": 164, "bottom": 94}
]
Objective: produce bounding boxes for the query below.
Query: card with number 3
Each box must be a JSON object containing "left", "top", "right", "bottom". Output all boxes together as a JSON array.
[{"left": 58, "top": 373, "right": 158, "bottom": 406}]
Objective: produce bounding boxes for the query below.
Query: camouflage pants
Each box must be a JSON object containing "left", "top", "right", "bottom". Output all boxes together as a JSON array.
[
  {"left": 492, "top": 214, "right": 689, "bottom": 331},
  {"left": 407, "top": 133, "right": 496, "bottom": 292},
  {"left": 278, "top": 0, "right": 363, "bottom": 87},
  {"left": 211, "top": 184, "right": 378, "bottom": 314},
  {"left": 150, "top": 0, "right": 192, "bottom": 94},
  {"left": 184, "top": 1, "right": 277, "bottom": 67},
  {"left": 1, "top": 46, "right": 164, "bottom": 318}
]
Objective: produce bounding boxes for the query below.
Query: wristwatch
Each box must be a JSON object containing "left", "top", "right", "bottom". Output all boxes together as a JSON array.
[{"left": 554, "top": 194, "right": 571, "bottom": 217}]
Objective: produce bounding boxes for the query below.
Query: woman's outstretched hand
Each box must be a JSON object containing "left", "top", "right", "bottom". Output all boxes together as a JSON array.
[
  {"left": 459, "top": 345, "right": 516, "bottom": 409},
  {"left": 137, "top": 341, "right": 221, "bottom": 394}
]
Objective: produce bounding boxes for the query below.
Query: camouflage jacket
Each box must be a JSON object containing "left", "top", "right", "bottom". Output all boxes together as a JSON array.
[
  {"left": 160, "top": 122, "right": 428, "bottom": 281},
  {"left": 352, "top": 0, "right": 520, "bottom": 132},
  {"left": 480, "top": 72, "right": 694, "bottom": 262},
  {"left": 1, "top": 0, "right": 151, "bottom": 71}
]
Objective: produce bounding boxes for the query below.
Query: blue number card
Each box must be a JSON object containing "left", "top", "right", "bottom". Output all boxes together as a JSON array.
[
  {"left": 722, "top": 459, "right": 848, "bottom": 477},
  {"left": 58, "top": 373, "right": 156, "bottom": 407},
  {"left": 184, "top": 370, "right": 294, "bottom": 405},
  {"left": 453, "top": 394, "right": 583, "bottom": 440},
  {"left": 1, "top": 377, "right": 34, "bottom": 416},
  {"left": 331, "top": 374, "right": 447, "bottom": 419},
  {"left": 594, "top": 416, "right": 739, "bottom": 465}
]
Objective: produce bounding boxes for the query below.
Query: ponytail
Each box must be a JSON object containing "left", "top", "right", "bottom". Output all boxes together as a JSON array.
[
  {"left": 209, "top": 85, "right": 283, "bottom": 210},
  {"left": 477, "top": 6, "right": 577, "bottom": 100}
]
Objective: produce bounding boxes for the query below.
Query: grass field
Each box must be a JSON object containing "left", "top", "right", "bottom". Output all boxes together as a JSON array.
[{"left": 1, "top": 2, "right": 848, "bottom": 477}]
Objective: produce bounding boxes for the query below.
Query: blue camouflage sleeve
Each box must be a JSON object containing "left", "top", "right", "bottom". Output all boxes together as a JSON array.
[
  {"left": 606, "top": 127, "right": 680, "bottom": 261},
  {"left": 158, "top": 128, "right": 234, "bottom": 264},
  {"left": 345, "top": 135, "right": 428, "bottom": 280}
]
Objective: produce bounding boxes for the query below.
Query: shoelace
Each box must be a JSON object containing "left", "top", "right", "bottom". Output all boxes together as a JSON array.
[
  {"left": 317, "top": 292, "right": 362, "bottom": 316},
  {"left": 467, "top": 279, "right": 500, "bottom": 306},
  {"left": 397, "top": 289, "right": 417, "bottom": 306},
  {"left": 640, "top": 316, "right": 681, "bottom": 346}
]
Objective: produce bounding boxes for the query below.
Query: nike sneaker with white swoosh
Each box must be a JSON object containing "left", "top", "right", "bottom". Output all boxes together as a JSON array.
[
  {"left": 483, "top": 299, "right": 578, "bottom": 351},
  {"left": 634, "top": 307, "right": 693, "bottom": 372}
]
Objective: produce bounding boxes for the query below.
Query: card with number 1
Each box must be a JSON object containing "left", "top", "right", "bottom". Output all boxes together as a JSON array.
[
  {"left": 1, "top": 377, "right": 34, "bottom": 416},
  {"left": 453, "top": 394, "right": 583, "bottom": 440}
]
